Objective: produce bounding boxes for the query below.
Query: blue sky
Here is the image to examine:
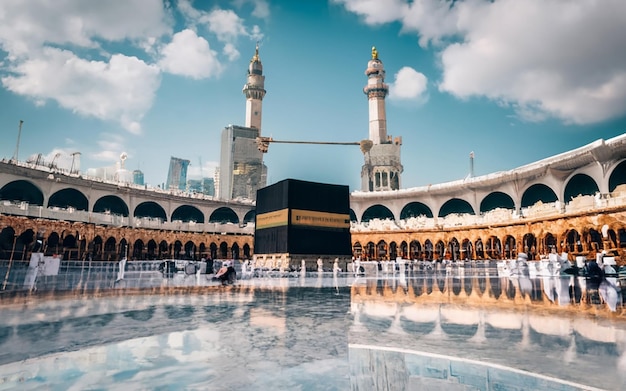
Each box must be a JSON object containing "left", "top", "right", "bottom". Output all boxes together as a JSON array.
[{"left": 1, "top": 0, "right": 625, "bottom": 192}]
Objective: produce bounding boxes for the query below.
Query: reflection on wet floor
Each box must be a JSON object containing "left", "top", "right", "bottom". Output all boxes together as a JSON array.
[{"left": 0, "top": 269, "right": 624, "bottom": 390}]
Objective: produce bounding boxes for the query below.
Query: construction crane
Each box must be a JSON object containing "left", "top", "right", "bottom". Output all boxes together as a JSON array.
[{"left": 255, "top": 136, "right": 373, "bottom": 154}]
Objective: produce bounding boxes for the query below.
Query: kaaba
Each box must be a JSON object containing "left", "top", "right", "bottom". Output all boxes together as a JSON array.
[{"left": 254, "top": 179, "right": 352, "bottom": 257}]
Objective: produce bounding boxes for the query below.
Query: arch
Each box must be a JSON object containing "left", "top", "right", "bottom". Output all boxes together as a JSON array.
[
  {"left": 243, "top": 243, "right": 251, "bottom": 258},
  {"left": 503, "top": 235, "right": 516, "bottom": 259},
  {"left": 544, "top": 233, "right": 557, "bottom": 254},
  {"left": 159, "top": 240, "right": 169, "bottom": 258},
  {"left": 361, "top": 204, "right": 394, "bottom": 222},
  {"left": 173, "top": 240, "right": 183, "bottom": 258},
  {"left": 104, "top": 237, "right": 116, "bottom": 260},
  {"left": 564, "top": 174, "right": 599, "bottom": 201},
  {"left": 485, "top": 236, "right": 501, "bottom": 259},
  {"left": 172, "top": 205, "right": 204, "bottom": 223},
  {"left": 147, "top": 239, "right": 157, "bottom": 259},
  {"left": 19, "top": 229, "right": 35, "bottom": 255},
  {"left": 409, "top": 240, "right": 421, "bottom": 260},
  {"left": 243, "top": 210, "right": 256, "bottom": 224},
  {"left": 400, "top": 241, "right": 408, "bottom": 259},
  {"left": 210, "top": 243, "right": 218, "bottom": 260},
  {"left": 0, "top": 227, "right": 17, "bottom": 259},
  {"left": 522, "top": 233, "right": 538, "bottom": 259},
  {"left": 133, "top": 239, "right": 144, "bottom": 260},
  {"left": 587, "top": 229, "right": 603, "bottom": 252},
  {"left": 400, "top": 202, "right": 433, "bottom": 219},
  {"left": 62, "top": 233, "right": 77, "bottom": 248},
  {"left": 619, "top": 229, "right": 626, "bottom": 250},
  {"left": 564, "top": 230, "right": 582, "bottom": 254},
  {"left": 475, "top": 239, "right": 484, "bottom": 259},
  {"left": 349, "top": 209, "right": 357, "bottom": 222},
  {"left": 376, "top": 240, "right": 387, "bottom": 260},
  {"left": 119, "top": 238, "right": 128, "bottom": 258},
  {"left": 609, "top": 160, "right": 626, "bottom": 191},
  {"left": 607, "top": 229, "right": 618, "bottom": 250},
  {"left": 92, "top": 236, "right": 103, "bottom": 260},
  {"left": 48, "top": 188, "right": 88, "bottom": 211},
  {"left": 480, "top": 191, "right": 514, "bottom": 213},
  {"left": 448, "top": 237, "right": 460, "bottom": 261},
  {"left": 93, "top": 195, "right": 129, "bottom": 216},
  {"left": 365, "top": 242, "right": 375, "bottom": 261},
  {"left": 435, "top": 240, "right": 445, "bottom": 260},
  {"left": 209, "top": 207, "right": 238, "bottom": 224},
  {"left": 231, "top": 243, "right": 240, "bottom": 260},
  {"left": 184, "top": 241, "right": 195, "bottom": 259},
  {"left": 199, "top": 243, "right": 207, "bottom": 258},
  {"left": 0, "top": 180, "right": 44, "bottom": 206},
  {"left": 521, "top": 184, "right": 558, "bottom": 208},
  {"left": 353, "top": 242, "right": 363, "bottom": 258},
  {"left": 438, "top": 198, "right": 474, "bottom": 217},
  {"left": 389, "top": 241, "right": 398, "bottom": 259},
  {"left": 219, "top": 242, "right": 228, "bottom": 258},
  {"left": 424, "top": 239, "right": 433, "bottom": 261},
  {"left": 134, "top": 201, "right": 167, "bottom": 221},
  {"left": 461, "top": 239, "right": 473, "bottom": 260}
]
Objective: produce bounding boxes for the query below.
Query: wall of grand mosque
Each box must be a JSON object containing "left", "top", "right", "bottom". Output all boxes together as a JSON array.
[
  {"left": 3, "top": 138, "right": 626, "bottom": 265},
  {"left": 350, "top": 135, "right": 626, "bottom": 265},
  {"left": 0, "top": 161, "right": 254, "bottom": 262}
]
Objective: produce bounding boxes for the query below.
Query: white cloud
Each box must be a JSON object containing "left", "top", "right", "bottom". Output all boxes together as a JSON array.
[
  {"left": 0, "top": 0, "right": 169, "bottom": 132},
  {"left": 202, "top": 9, "right": 248, "bottom": 43},
  {"left": 2, "top": 48, "right": 161, "bottom": 134},
  {"left": 0, "top": 0, "right": 171, "bottom": 57},
  {"left": 438, "top": 0, "right": 626, "bottom": 124},
  {"left": 250, "top": 0, "right": 270, "bottom": 19},
  {"left": 92, "top": 134, "right": 128, "bottom": 162},
  {"left": 178, "top": 1, "right": 264, "bottom": 53},
  {"left": 233, "top": 0, "right": 271, "bottom": 19},
  {"left": 158, "top": 29, "right": 223, "bottom": 79},
  {"left": 336, "top": 0, "right": 626, "bottom": 125},
  {"left": 389, "top": 67, "right": 428, "bottom": 103},
  {"left": 249, "top": 25, "right": 264, "bottom": 42},
  {"left": 332, "top": 0, "right": 407, "bottom": 25},
  {"left": 223, "top": 43, "right": 241, "bottom": 62}
]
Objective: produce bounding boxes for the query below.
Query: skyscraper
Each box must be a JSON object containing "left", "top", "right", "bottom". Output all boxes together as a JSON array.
[
  {"left": 166, "top": 156, "right": 190, "bottom": 191},
  {"left": 219, "top": 44, "right": 267, "bottom": 200},
  {"left": 361, "top": 47, "right": 403, "bottom": 192},
  {"left": 132, "top": 169, "right": 144, "bottom": 186}
]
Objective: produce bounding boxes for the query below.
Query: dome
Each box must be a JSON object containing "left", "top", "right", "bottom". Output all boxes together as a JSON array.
[
  {"left": 249, "top": 60, "right": 263, "bottom": 75},
  {"left": 365, "top": 47, "right": 384, "bottom": 76},
  {"left": 365, "top": 59, "right": 383, "bottom": 76},
  {"left": 248, "top": 43, "right": 263, "bottom": 75}
]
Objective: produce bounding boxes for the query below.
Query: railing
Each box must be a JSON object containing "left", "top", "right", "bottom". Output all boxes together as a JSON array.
[
  {"left": 0, "top": 202, "right": 254, "bottom": 234},
  {"left": 3, "top": 159, "right": 257, "bottom": 205},
  {"left": 0, "top": 259, "right": 210, "bottom": 294},
  {"left": 353, "top": 192, "right": 626, "bottom": 231}
]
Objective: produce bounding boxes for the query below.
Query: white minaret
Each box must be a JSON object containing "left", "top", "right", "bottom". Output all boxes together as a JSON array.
[
  {"left": 243, "top": 43, "right": 266, "bottom": 131},
  {"left": 361, "top": 47, "right": 403, "bottom": 192},
  {"left": 363, "top": 46, "right": 388, "bottom": 145}
]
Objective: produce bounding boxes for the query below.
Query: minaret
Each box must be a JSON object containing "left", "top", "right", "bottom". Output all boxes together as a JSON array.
[
  {"left": 363, "top": 46, "right": 388, "bottom": 145},
  {"left": 361, "top": 47, "right": 403, "bottom": 192},
  {"left": 243, "top": 43, "right": 266, "bottom": 131}
]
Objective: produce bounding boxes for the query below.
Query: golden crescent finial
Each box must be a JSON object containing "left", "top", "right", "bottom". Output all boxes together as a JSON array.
[
  {"left": 252, "top": 42, "right": 260, "bottom": 62},
  {"left": 371, "top": 46, "right": 378, "bottom": 60}
]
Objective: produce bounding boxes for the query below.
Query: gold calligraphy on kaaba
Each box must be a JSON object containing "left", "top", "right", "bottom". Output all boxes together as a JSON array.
[{"left": 291, "top": 209, "right": 350, "bottom": 229}]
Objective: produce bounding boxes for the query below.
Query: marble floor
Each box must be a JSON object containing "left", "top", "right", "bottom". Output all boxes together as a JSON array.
[{"left": 0, "top": 267, "right": 625, "bottom": 390}]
